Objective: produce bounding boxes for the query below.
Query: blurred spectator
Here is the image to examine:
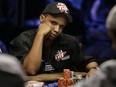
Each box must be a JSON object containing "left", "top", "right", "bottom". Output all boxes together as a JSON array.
[
  {"left": 0, "top": 54, "right": 26, "bottom": 87},
  {"left": 106, "top": 4, "right": 116, "bottom": 51},
  {"left": 73, "top": 4, "right": 116, "bottom": 87},
  {"left": 73, "top": 59, "right": 116, "bottom": 87}
]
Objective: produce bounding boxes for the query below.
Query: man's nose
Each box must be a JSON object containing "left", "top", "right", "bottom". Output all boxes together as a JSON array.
[{"left": 54, "top": 25, "right": 60, "bottom": 32}]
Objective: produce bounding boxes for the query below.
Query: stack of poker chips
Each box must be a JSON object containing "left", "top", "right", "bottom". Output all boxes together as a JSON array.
[{"left": 58, "top": 69, "right": 74, "bottom": 87}]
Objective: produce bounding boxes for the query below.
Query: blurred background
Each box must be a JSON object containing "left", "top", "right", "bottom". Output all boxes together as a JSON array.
[{"left": 0, "top": 0, "right": 116, "bottom": 58}]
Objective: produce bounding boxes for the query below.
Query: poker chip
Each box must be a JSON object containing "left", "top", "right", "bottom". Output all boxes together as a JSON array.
[
  {"left": 25, "top": 80, "right": 44, "bottom": 87},
  {"left": 66, "top": 78, "right": 74, "bottom": 86},
  {"left": 58, "top": 77, "right": 67, "bottom": 87},
  {"left": 64, "top": 69, "right": 70, "bottom": 79}
]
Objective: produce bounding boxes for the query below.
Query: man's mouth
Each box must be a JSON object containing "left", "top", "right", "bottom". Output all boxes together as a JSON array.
[{"left": 50, "top": 33, "right": 57, "bottom": 38}]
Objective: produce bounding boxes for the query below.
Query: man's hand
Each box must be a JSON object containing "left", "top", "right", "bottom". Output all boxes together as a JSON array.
[
  {"left": 86, "top": 68, "right": 98, "bottom": 79},
  {"left": 85, "top": 61, "right": 99, "bottom": 79},
  {"left": 37, "top": 22, "right": 52, "bottom": 37}
]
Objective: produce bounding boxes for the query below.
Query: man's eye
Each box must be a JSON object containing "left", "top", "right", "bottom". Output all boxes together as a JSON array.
[
  {"left": 51, "top": 21, "right": 57, "bottom": 25},
  {"left": 60, "top": 25, "right": 64, "bottom": 29}
]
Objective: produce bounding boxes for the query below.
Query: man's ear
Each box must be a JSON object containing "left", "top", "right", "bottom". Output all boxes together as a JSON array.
[{"left": 40, "top": 14, "right": 45, "bottom": 23}]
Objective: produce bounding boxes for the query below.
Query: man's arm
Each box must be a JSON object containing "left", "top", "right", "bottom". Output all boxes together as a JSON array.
[
  {"left": 23, "top": 32, "right": 44, "bottom": 75},
  {"left": 26, "top": 72, "right": 87, "bottom": 82},
  {"left": 23, "top": 20, "right": 53, "bottom": 76}
]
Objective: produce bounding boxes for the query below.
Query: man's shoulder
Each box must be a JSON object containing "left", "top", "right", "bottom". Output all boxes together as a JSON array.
[
  {"left": 11, "top": 29, "right": 37, "bottom": 42},
  {"left": 21, "top": 29, "right": 37, "bottom": 35},
  {"left": 18, "top": 29, "right": 37, "bottom": 38}
]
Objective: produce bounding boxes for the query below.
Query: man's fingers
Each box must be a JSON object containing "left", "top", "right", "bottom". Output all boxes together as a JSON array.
[{"left": 45, "top": 22, "right": 52, "bottom": 29}]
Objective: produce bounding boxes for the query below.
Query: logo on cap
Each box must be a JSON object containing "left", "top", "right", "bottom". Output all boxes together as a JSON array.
[{"left": 56, "top": 3, "right": 69, "bottom": 14}]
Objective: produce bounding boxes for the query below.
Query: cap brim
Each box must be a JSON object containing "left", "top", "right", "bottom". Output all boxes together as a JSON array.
[{"left": 43, "top": 11, "right": 73, "bottom": 23}]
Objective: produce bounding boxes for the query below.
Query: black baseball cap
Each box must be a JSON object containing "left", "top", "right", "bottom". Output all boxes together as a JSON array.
[{"left": 42, "top": 2, "right": 73, "bottom": 23}]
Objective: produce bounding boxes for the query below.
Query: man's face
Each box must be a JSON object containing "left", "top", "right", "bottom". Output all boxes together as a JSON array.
[{"left": 41, "top": 14, "right": 67, "bottom": 40}]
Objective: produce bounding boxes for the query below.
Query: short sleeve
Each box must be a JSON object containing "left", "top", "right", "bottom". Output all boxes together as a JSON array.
[{"left": 8, "top": 30, "right": 34, "bottom": 63}]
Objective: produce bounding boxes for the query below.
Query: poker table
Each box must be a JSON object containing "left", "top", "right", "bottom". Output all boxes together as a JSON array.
[{"left": 26, "top": 72, "right": 87, "bottom": 87}]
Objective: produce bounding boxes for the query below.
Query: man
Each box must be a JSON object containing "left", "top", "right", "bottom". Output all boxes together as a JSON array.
[
  {"left": 73, "top": 4, "right": 116, "bottom": 87},
  {"left": 8, "top": 2, "right": 98, "bottom": 78}
]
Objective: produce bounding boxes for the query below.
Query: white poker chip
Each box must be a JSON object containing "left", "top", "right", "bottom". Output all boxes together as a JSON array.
[{"left": 25, "top": 80, "right": 44, "bottom": 87}]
